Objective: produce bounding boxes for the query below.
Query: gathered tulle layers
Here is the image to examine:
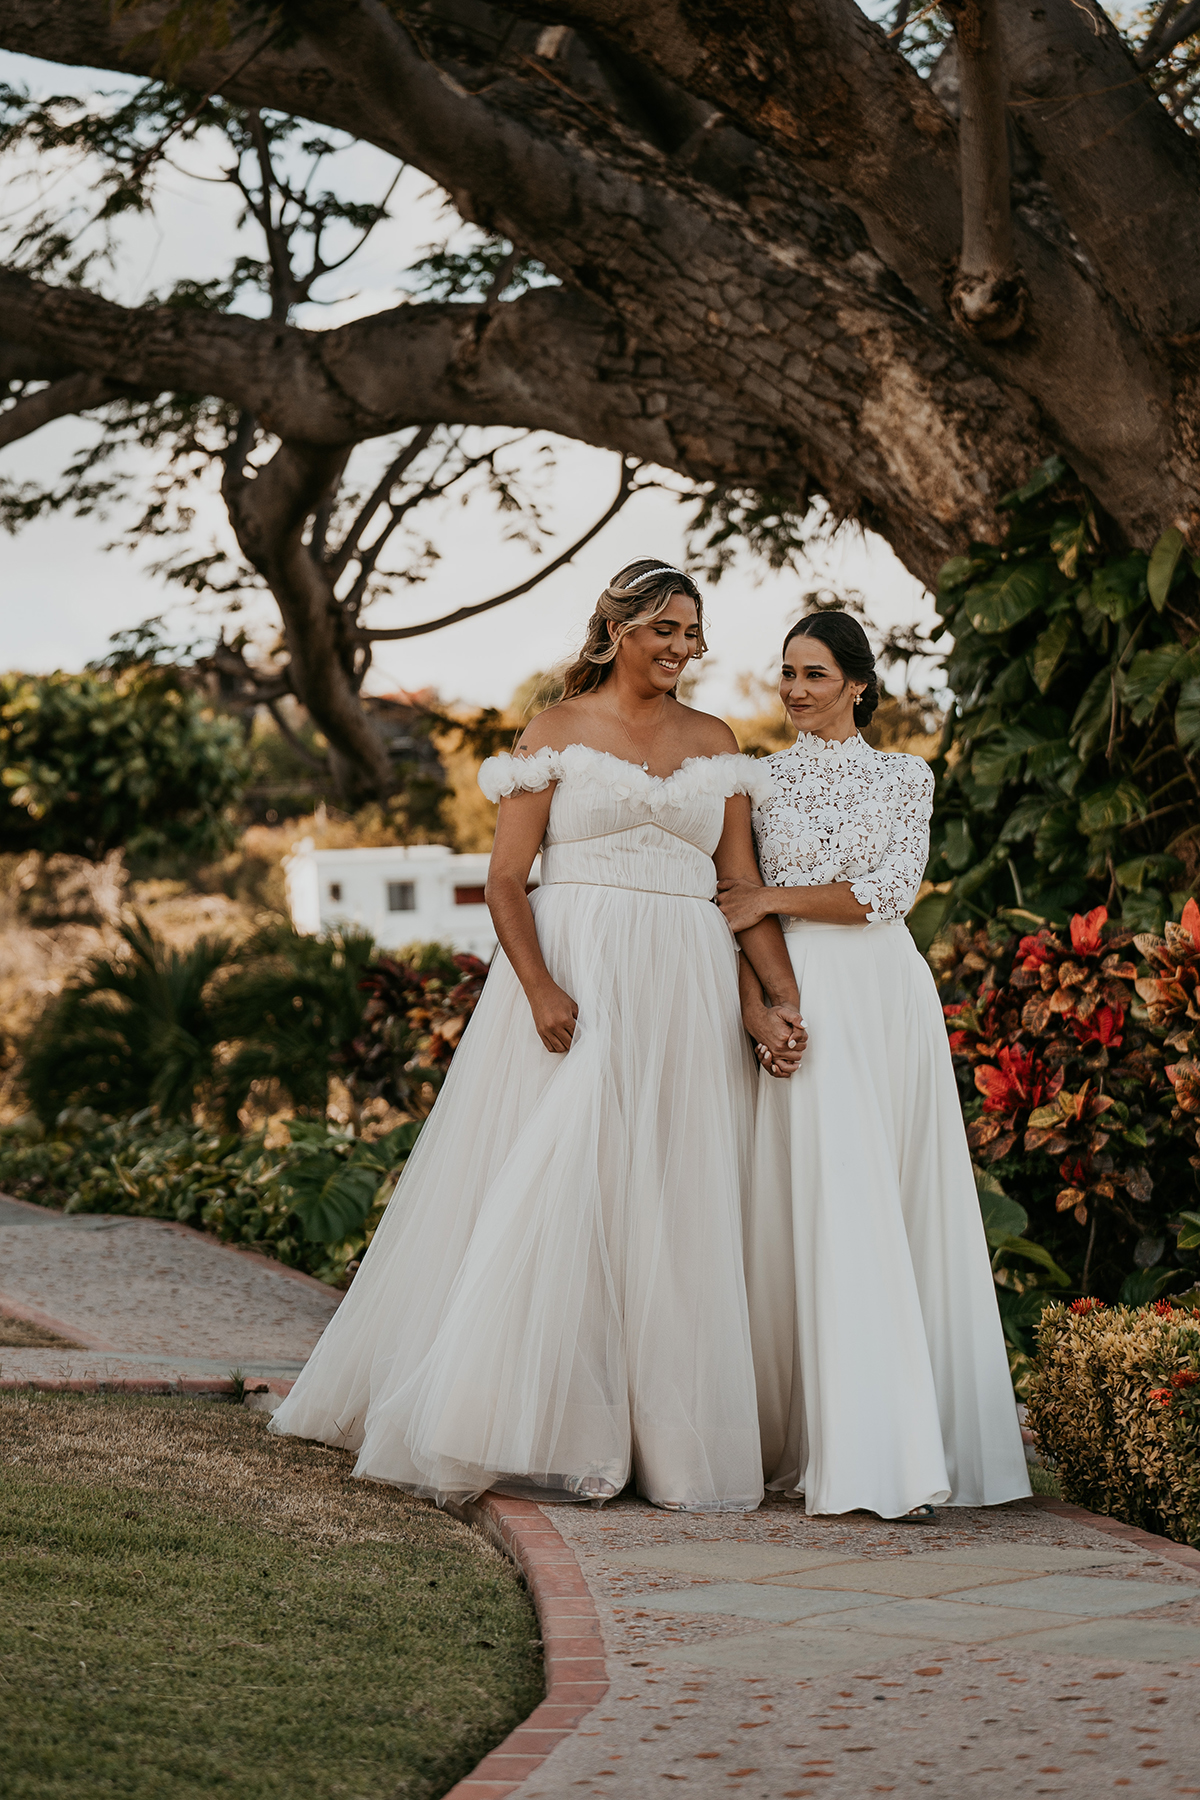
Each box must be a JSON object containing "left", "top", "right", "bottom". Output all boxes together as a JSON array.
[
  {"left": 747, "top": 920, "right": 1030, "bottom": 1518},
  {"left": 271, "top": 746, "right": 771, "bottom": 1513}
]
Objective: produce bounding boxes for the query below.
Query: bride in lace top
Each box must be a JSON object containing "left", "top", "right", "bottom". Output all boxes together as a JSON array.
[
  {"left": 271, "top": 558, "right": 801, "bottom": 1513},
  {"left": 719, "top": 611, "right": 1029, "bottom": 1520}
]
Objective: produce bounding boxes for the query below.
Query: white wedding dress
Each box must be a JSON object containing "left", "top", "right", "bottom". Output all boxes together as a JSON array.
[
  {"left": 270, "top": 743, "right": 770, "bottom": 1512},
  {"left": 747, "top": 732, "right": 1030, "bottom": 1517}
]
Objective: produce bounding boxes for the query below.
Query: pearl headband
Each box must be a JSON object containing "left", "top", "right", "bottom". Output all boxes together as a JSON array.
[{"left": 626, "top": 566, "right": 687, "bottom": 583}]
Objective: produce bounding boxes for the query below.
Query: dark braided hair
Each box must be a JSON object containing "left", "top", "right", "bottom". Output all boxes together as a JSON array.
[{"left": 782, "top": 611, "right": 880, "bottom": 729}]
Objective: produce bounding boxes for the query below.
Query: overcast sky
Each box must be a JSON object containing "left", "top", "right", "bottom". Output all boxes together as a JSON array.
[{"left": 1, "top": 47, "right": 941, "bottom": 717}]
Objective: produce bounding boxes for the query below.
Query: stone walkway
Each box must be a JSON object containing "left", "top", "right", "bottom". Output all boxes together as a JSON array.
[
  {"left": 0, "top": 1193, "right": 339, "bottom": 1387},
  {"left": 457, "top": 1493, "right": 1200, "bottom": 1800}
]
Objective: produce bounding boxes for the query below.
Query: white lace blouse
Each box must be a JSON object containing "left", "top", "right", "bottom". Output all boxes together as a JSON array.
[{"left": 752, "top": 732, "right": 934, "bottom": 924}]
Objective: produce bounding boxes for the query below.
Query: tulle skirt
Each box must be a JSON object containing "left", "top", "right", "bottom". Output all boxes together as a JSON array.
[
  {"left": 270, "top": 882, "right": 765, "bottom": 1512},
  {"left": 746, "top": 919, "right": 1031, "bottom": 1518}
]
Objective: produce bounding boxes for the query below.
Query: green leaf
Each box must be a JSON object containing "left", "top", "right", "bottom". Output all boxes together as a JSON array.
[
  {"left": 1049, "top": 515, "right": 1088, "bottom": 580},
  {"left": 1177, "top": 674, "right": 1200, "bottom": 754},
  {"left": 1033, "top": 802, "right": 1082, "bottom": 874},
  {"left": 991, "top": 1235, "right": 1073, "bottom": 1287},
  {"left": 1178, "top": 1210, "right": 1200, "bottom": 1251},
  {"left": 999, "top": 455, "right": 1068, "bottom": 510},
  {"left": 1029, "top": 613, "right": 1074, "bottom": 693},
  {"left": 1147, "top": 527, "right": 1185, "bottom": 612},
  {"left": 1090, "top": 556, "right": 1148, "bottom": 622},
  {"left": 907, "top": 889, "right": 953, "bottom": 955},
  {"left": 995, "top": 1284, "right": 1058, "bottom": 1355},
  {"left": 1114, "top": 853, "right": 1184, "bottom": 894},
  {"left": 1077, "top": 779, "right": 1147, "bottom": 835},
  {"left": 1124, "top": 644, "right": 1200, "bottom": 724},
  {"left": 288, "top": 1161, "right": 381, "bottom": 1243},
  {"left": 363, "top": 1120, "right": 424, "bottom": 1168},
  {"left": 941, "top": 816, "right": 975, "bottom": 872},
  {"left": 963, "top": 561, "right": 1055, "bottom": 636},
  {"left": 1069, "top": 667, "right": 1113, "bottom": 759},
  {"left": 999, "top": 794, "right": 1049, "bottom": 846},
  {"left": 975, "top": 1167, "right": 1029, "bottom": 1243},
  {"left": 937, "top": 554, "right": 991, "bottom": 601},
  {"left": 1118, "top": 1267, "right": 1181, "bottom": 1305}
]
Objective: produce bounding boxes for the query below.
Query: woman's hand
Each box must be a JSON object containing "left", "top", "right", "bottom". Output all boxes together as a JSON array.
[
  {"left": 716, "top": 877, "right": 774, "bottom": 933},
  {"left": 744, "top": 1000, "right": 807, "bottom": 1079},
  {"left": 528, "top": 979, "right": 579, "bottom": 1053}
]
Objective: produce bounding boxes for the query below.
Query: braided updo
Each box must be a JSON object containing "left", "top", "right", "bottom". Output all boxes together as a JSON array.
[
  {"left": 560, "top": 558, "right": 706, "bottom": 700},
  {"left": 782, "top": 610, "right": 880, "bottom": 728}
]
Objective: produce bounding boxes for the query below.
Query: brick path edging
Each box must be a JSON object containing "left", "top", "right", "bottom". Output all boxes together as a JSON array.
[{"left": 440, "top": 1495, "right": 609, "bottom": 1800}]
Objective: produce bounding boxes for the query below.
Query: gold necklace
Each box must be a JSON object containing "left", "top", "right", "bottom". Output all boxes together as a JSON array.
[{"left": 609, "top": 698, "right": 667, "bottom": 772}]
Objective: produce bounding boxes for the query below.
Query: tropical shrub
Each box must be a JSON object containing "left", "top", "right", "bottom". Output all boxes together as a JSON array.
[
  {"left": 341, "top": 943, "right": 489, "bottom": 1116},
  {"left": 1026, "top": 1298, "right": 1200, "bottom": 1549},
  {"left": 915, "top": 457, "right": 1200, "bottom": 948},
  {"left": 213, "top": 922, "right": 379, "bottom": 1123},
  {"left": 0, "top": 665, "right": 247, "bottom": 860},
  {"left": 936, "top": 902, "right": 1200, "bottom": 1303},
  {"left": 0, "top": 1110, "right": 420, "bottom": 1285},
  {"left": 22, "top": 916, "right": 233, "bottom": 1125}
]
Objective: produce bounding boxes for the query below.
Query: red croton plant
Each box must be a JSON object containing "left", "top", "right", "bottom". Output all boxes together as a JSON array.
[{"left": 936, "top": 901, "right": 1200, "bottom": 1296}]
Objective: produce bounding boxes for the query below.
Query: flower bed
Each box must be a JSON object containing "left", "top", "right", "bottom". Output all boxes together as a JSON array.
[
  {"left": 935, "top": 901, "right": 1200, "bottom": 1301},
  {"left": 1026, "top": 1298, "right": 1200, "bottom": 1548}
]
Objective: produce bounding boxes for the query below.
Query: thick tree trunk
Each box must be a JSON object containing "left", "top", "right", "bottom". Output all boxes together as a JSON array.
[{"left": 1, "top": 0, "right": 1198, "bottom": 596}]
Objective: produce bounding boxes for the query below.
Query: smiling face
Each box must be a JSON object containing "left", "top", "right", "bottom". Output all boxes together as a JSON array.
[
  {"left": 610, "top": 591, "right": 701, "bottom": 694},
  {"left": 780, "top": 632, "right": 861, "bottom": 741}
]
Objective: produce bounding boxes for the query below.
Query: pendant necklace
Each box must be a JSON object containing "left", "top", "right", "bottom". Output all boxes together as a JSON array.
[{"left": 610, "top": 699, "right": 666, "bottom": 772}]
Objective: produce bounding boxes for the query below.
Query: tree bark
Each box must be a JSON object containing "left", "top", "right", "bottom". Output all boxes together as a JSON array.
[
  {"left": 944, "top": 0, "right": 1028, "bottom": 341},
  {"left": 1, "top": 0, "right": 1198, "bottom": 571}
]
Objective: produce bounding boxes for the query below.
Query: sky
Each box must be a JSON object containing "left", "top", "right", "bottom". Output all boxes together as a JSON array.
[{"left": 0, "top": 46, "right": 943, "bottom": 718}]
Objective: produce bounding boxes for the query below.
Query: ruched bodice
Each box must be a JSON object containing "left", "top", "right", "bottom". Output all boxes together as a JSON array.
[{"left": 479, "top": 743, "right": 773, "bottom": 900}]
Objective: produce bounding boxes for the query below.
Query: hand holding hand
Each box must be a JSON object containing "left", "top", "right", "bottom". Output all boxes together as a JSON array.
[
  {"left": 716, "top": 877, "right": 773, "bottom": 934},
  {"left": 528, "top": 980, "right": 579, "bottom": 1053},
  {"left": 747, "top": 1002, "right": 807, "bottom": 1079}
]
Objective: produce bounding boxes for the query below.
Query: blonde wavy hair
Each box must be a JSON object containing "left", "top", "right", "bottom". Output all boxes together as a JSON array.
[{"left": 559, "top": 558, "right": 706, "bottom": 700}]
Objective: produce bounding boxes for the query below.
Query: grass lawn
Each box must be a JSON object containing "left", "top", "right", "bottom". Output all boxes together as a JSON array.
[{"left": 0, "top": 1392, "right": 543, "bottom": 1799}]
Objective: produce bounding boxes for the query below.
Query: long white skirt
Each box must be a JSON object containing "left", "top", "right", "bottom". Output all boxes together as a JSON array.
[
  {"left": 747, "top": 919, "right": 1031, "bottom": 1518},
  {"left": 270, "top": 883, "right": 765, "bottom": 1513}
]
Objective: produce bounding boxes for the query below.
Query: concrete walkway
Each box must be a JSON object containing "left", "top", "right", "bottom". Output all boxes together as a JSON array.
[{"left": 0, "top": 1192, "right": 339, "bottom": 1387}]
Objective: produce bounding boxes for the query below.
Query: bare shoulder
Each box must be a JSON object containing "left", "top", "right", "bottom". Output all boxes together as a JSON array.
[
  {"left": 514, "top": 697, "right": 596, "bottom": 754},
  {"left": 677, "top": 705, "right": 740, "bottom": 757}
]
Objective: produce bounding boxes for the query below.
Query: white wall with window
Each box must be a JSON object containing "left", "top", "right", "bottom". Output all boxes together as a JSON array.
[{"left": 284, "top": 841, "right": 536, "bottom": 960}]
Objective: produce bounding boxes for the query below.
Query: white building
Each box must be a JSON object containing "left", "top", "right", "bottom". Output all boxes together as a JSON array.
[{"left": 283, "top": 841, "right": 534, "bottom": 960}]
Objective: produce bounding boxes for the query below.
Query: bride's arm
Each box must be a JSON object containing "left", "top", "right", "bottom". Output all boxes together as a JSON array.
[
  {"left": 720, "top": 880, "right": 871, "bottom": 929},
  {"left": 486, "top": 785, "right": 579, "bottom": 1054},
  {"left": 714, "top": 797, "right": 801, "bottom": 1001}
]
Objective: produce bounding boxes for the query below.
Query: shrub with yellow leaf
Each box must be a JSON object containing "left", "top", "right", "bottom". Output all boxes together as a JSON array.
[{"left": 1027, "top": 1297, "right": 1200, "bottom": 1548}]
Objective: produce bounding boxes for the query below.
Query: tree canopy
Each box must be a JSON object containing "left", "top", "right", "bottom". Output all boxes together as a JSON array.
[{"left": 1, "top": 0, "right": 1199, "bottom": 797}]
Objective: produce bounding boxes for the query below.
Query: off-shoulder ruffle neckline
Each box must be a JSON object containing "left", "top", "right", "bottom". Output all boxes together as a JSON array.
[{"left": 479, "top": 742, "right": 772, "bottom": 804}]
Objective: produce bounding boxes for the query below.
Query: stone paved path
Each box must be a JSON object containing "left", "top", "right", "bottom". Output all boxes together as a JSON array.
[
  {"left": 5, "top": 1190, "right": 1199, "bottom": 1797},
  {"left": 0, "top": 1193, "right": 339, "bottom": 1385},
  {"left": 506, "top": 1495, "right": 1200, "bottom": 1799}
]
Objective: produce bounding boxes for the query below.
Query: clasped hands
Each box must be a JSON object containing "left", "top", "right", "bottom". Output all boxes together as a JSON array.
[{"left": 715, "top": 876, "right": 774, "bottom": 934}]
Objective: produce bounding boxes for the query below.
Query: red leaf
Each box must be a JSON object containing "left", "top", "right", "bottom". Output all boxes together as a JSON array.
[
  {"left": 1070, "top": 907, "right": 1107, "bottom": 956},
  {"left": 1184, "top": 896, "right": 1200, "bottom": 953}
]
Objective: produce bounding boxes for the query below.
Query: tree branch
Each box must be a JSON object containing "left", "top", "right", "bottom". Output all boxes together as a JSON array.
[
  {"left": 327, "top": 422, "right": 435, "bottom": 582},
  {"left": 360, "top": 456, "right": 636, "bottom": 640},
  {"left": 266, "top": 697, "right": 329, "bottom": 772},
  {"left": 1138, "top": 0, "right": 1200, "bottom": 67},
  {"left": 944, "top": 0, "right": 1028, "bottom": 339},
  {"left": 0, "top": 369, "right": 115, "bottom": 448}
]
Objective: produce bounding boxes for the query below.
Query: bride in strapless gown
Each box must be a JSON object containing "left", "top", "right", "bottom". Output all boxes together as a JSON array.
[{"left": 270, "top": 560, "right": 803, "bottom": 1511}]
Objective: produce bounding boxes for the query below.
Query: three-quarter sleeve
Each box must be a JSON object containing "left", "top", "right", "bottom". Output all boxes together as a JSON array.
[{"left": 849, "top": 758, "right": 934, "bottom": 923}]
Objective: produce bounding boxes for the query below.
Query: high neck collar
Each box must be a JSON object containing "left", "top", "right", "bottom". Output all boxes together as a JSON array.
[{"left": 786, "top": 730, "right": 869, "bottom": 763}]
